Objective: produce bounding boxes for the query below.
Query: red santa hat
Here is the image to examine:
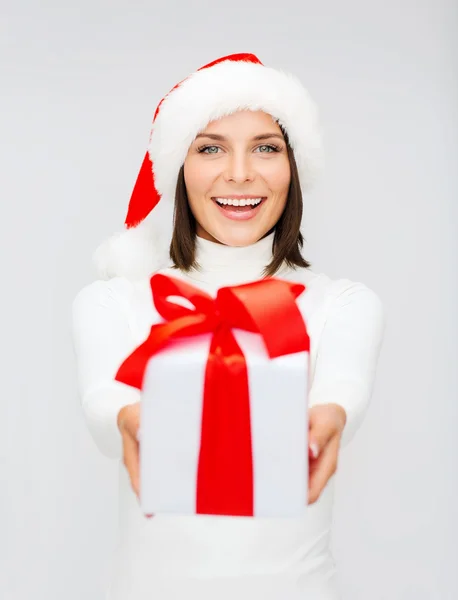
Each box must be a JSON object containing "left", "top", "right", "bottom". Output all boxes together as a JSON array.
[{"left": 94, "top": 53, "right": 324, "bottom": 280}]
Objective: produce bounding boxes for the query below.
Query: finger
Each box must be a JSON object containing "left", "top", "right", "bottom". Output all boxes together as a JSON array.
[
  {"left": 122, "top": 430, "right": 140, "bottom": 497},
  {"left": 308, "top": 407, "right": 341, "bottom": 458},
  {"left": 308, "top": 434, "right": 340, "bottom": 505},
  {"left": 308, "top": 424, "right": 333, "bottom": 461},
  {"left": 309, "top": 441, "right": 319, "bottom": 460}
]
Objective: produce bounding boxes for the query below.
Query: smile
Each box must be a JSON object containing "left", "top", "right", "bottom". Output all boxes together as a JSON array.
[{"left": 211, "top": 197, "right": 267, "bottom": 221}]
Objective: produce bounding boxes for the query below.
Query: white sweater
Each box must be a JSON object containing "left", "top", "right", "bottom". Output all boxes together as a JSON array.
[{"left": 71, "top": 232, "right": 385, "bottom": 600}]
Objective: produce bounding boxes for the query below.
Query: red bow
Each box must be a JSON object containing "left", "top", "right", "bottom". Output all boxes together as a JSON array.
[{"left": 115, "top": 274, "right": 309, "bottom": 516}]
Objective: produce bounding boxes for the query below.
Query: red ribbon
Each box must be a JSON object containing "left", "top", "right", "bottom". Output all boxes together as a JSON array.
[{"left": 115, "top": 274, "right": 310, "bottom": 517}]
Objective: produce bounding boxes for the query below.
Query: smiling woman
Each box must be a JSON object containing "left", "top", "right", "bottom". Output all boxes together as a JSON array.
[{"left": 71, "top": 53, "right": 385, "bottom": 600}]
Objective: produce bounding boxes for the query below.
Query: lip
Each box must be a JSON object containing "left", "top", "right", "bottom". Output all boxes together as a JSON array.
[{"left": 212, "top": 197, "right": 266, "bottom": 221}]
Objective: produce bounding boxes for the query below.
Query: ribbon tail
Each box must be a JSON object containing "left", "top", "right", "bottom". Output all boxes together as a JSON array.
[
  {"left": 115, "top": 323, "right": 170, "bottom": 389},
  {"left": 196, "top": 327, "right": 254, "bottom": 517}
]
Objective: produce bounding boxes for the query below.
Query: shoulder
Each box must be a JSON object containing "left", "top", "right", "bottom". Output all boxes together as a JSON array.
[
  {"left": 72, "top": 276, "right": 139, "bottom": 315},
  {"left": 281, "top": 266, "right": 385, "bottom": 323},
  {"left": 325, "top": 276, "right": 385, "bottom": 321}
]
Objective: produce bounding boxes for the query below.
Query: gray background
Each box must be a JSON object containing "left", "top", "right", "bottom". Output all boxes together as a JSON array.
[{"left": 2, "top": 0, "right": 457, "bottom": 598}]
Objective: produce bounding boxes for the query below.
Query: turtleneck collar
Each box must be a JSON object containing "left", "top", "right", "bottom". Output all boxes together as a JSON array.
[{"left": 184, "top": 231, "right": 282, "bottom": 288}]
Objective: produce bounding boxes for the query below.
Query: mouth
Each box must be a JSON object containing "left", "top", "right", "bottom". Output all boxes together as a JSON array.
[{"left": 211, "top": 196, "right": 267, "bottom": 221}]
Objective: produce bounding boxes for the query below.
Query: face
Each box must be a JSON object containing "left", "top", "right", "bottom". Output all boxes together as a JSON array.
[{"left": 183, "top": 110, "right": 291, "bottom": 246}]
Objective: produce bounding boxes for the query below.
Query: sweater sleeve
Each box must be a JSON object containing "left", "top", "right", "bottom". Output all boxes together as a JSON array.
[
  {"left": 71, "top": 278, "right": 141, "bottom": 460},
  {"left": 308, "top": 280, "right": 386, "bottom": 448}
]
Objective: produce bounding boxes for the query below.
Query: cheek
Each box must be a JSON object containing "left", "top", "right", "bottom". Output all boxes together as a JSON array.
[
  {"left": 184, "top": 158, "right": 218, "bottom": 204},
  {"left": 183, "top": 159, "right": 204, "bottom": 196},
  {"left": 261, "top": 159, "right": 291, "bottom": 195}
]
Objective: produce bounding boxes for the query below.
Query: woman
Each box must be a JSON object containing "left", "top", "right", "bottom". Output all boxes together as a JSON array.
[{"left": 72, "top": 53, "right": 385, "bottom": 599}]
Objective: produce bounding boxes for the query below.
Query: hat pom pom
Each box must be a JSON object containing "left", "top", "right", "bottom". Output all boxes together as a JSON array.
[{"left": 93, "top": 200, "right": 174, "bottom": 280}]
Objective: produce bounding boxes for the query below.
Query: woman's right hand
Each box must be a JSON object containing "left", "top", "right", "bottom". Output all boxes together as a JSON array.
[
  {"left": 117, "top": 402, "right": 154, "bottom": 518},
  {"left": 117, "top": 402, "right": 141, "bottom": 496}
]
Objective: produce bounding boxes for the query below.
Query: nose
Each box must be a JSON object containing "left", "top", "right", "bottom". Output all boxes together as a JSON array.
[{"left": 223, "top": 152, "right": 255, "bottom": 184}]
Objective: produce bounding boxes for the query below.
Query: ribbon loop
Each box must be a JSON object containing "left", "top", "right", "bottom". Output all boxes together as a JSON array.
[
  {"left": 151, "top": 273, "right": 216, "bottom": 322},
  {"left": 216, "top": 279, "right": 309, "bottom": 357}
]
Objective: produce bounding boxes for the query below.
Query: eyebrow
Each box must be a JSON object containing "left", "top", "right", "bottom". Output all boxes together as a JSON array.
[{"left": 194, "top": 132, "right": 285, "bottom": 142}]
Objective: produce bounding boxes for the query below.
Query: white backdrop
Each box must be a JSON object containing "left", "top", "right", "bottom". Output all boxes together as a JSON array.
[{"left": 2, "top": 1, "right": 457, "bottom": 598}]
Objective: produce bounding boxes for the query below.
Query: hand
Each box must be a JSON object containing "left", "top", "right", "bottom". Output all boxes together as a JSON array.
[
  {"left": 117, "top": 402, "right": 154, "bottom": 519},
  {"left": 307, "top": 403, "right": 347, "bottom": 505}
]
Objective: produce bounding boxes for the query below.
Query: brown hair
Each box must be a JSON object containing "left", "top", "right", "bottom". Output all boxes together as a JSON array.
[{"left": 169, "top": 129, "right": 311, "bottom": 276}]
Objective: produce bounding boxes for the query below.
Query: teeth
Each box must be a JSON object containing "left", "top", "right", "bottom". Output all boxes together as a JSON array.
[{"left": 214, "top": 197, "right": 263, "bottom": 206}]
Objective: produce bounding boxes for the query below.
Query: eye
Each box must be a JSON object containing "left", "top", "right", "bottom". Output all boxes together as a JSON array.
[
  {"left": 197, "top": 145, "right": 220, "bottom": 154},
  {"left": 254, "top": 144, "right": 280, "bottom": 153}
]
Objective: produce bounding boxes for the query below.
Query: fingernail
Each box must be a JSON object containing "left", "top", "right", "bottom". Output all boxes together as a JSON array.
[{"left": 310, "top": 442, "right": 319, "bottom": 459}]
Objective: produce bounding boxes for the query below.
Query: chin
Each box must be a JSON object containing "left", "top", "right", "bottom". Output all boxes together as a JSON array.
[{"left": 211, "top": 227, "right": 267, "bottom": 248}]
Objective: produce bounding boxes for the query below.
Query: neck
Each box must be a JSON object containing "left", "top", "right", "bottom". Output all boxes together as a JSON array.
[{"left": 183, "top": 231, "right": 279, "bottom": 288}]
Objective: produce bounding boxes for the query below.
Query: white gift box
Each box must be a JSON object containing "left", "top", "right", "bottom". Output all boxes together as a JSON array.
[{"left": 138, "top": 328, "right": 309, "bottom": 518}]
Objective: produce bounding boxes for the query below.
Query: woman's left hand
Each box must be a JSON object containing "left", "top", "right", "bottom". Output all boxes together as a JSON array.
[{"left": 307, "top": 403, "right": 347, "bottom": 505}]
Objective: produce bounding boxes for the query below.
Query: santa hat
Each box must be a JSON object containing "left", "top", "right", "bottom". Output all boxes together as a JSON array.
[{"left": 94, "top": 53, "right": 324, "bottom": 280}]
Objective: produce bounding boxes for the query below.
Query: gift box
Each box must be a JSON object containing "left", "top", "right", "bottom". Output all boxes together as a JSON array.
[{"left": 115, "top": 273, "right": 310, "bottom": 518}]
